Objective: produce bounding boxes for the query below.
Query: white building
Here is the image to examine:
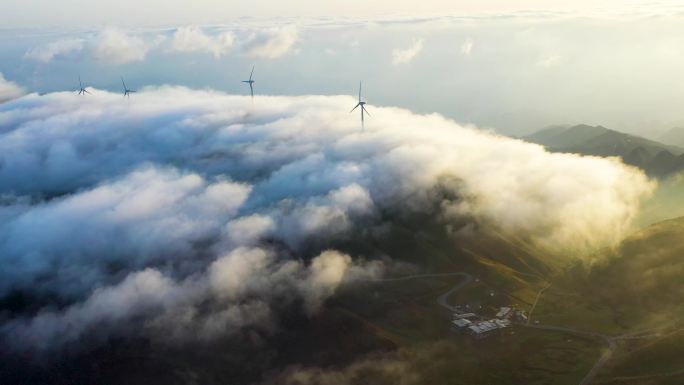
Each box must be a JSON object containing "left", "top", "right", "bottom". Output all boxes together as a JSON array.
[
  {"left": 452, "top": 318, "right": 472, "bottom": 329},
  {"left": 496, "top": 307, "right": 512, "bottom": 319},
  {"left": 494, "top": 319, "right": 511, "bottom": 328},
  {"left": 453, "top": 312, "right": 477, "bottom": 319},
  {"left": 467, "top": 319, "right": 510, "bottom": 339}
]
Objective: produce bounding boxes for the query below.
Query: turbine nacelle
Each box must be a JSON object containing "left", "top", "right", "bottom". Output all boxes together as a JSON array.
[
  {"left": 121, "top": 77, "right": 136, "bottom": 98},
  {"left": 242, "top": 66, "right": 256, "bottom": 98}
]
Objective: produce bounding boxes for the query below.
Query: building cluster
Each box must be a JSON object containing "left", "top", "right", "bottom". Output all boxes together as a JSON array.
[{"left": 451, "top": 305, "right": 528, "bottom": 339}]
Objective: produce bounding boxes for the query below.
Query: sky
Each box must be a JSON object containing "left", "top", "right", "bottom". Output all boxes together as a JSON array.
[
  {"left": 2, "top": 1, "right": 665, "bottom": 27},
  {"left": 2, "top": 1, "right": 684, "bottom": 136}
]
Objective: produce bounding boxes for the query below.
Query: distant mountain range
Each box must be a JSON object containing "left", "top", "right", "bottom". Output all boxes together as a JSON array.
[
  {"left": 524, "top": 124, "right": 684, "bottom": 177},
  {"left": 659, "top": 126, "right": 684, "bottom": 147}
]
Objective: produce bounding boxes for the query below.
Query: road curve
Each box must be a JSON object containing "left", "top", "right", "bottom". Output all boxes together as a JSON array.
[
  {"left": 435, "top": 273, "right": 474, "bottom": 312},
  {"left": 362, "top": 272, "right": 474, "bottom": 313},
  {"left": 527, "top": 281, "right": 552, "bottom": 325}
]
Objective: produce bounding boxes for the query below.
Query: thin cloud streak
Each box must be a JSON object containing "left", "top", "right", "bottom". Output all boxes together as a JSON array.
[{"left": 392, "top": 38, "right": 424, "bottom": 65}]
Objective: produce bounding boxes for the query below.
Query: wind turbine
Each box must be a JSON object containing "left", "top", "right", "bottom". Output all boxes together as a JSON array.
[
  {"left": 77, "top": 75, "right": 90, "bottom": 95},
  {"left": 242, "top": 66, "right": 255, "bottom": 99},
  {"left": 121, "top": 77, "right": 136, "bottom": 98},
  {"left": 350, "top": 82, "right": 370, "bottom": 129}
]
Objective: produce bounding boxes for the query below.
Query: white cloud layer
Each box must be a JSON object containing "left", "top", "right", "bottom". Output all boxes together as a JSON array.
[
  {"left": 242, "top": 26, "right": 299, "bottom": 58},
  {"left": 24, "top": 38, "right": 85, "bottom": 63},
  {"left": 392, "top": 38, "right": 424, "bottom": 65},
  {"left": 4, "top": 248, "right": 377, "bottom": 350},
  {"left": 0, "top": 87, "right": 653, "bottom": 351},
  {"left": 170, "top": 26, "right": 235, "bottom": 58},
  {"left": 23, "top": 25, "right": 299, "bottom": 64},
  {"left": 0, "top": 73, "right": 24, "bottom": 103},
  {"left": 24, "top": 29, "right": 153, "bottom": 64},
  {"left": 92, "top": 28, "right": 152, "bottom": 64}
]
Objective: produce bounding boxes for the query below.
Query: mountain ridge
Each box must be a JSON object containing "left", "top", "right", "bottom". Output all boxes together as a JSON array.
[{"left": 524, "top": 124, "right": 684, "bottom": 177}]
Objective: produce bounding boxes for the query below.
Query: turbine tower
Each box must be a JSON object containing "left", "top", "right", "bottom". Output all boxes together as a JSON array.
[
  {"left": 77, "top": 75, "right": 90, "bottom": 95},
  {"left": 242, "top": 66, "right": 255, "bottom": 99},
  {"left": 350, "top": 82, "right": 370, "bottom": 129},
  {"left": 121, "top": 77, "right": 136, "bottom": 98}
]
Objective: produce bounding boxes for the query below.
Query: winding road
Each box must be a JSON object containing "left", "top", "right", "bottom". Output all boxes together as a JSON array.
[
  {"left": 435, "top": 273, "right": 474, "bottom": 311},
  {"left": 364, "top": 272, "right": 473, "bottom": 283}
]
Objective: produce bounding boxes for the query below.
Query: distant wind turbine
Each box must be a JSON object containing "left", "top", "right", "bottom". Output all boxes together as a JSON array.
[
  {"left": 77, "top": 75, "right": 90, "bottom": 95},
  {"left": 121, "top": 77, "right": 136, "bottom": 98},
  {"left": 242, "top": 66, "right": 255, "bottom": 99},
  {"left": 350, "top": 82, "right": 370, "bottom": 129}
]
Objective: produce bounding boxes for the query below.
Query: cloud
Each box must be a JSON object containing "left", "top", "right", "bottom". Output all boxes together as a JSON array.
[
  {"left": 3, "top": 247, "right": 380, "bottom": 351},
  {"left": 537, "top": 54, "right": 561, "bottom": 68},
  {"left": 171, "top": 26, "right": 235, "bottom": 58},
  {"left": 242, "top": 26, "right": 298, "bottom": 58},
  {"left": 92, "top": 28, "right": 152, "bottom": 64},
  {"left": 391, "top": 38, "right": 424, "bottom": 65},
  {"left": 0, "top": 87, "right": 653, "bottom": 352},
  {"left": 461, "top": 38, "right": 474, "bottom": 56},
  {"left": 0, "top": 73, "right": 24, "bottom": 103},
  {"left": 266, "top": 353, "right": 420, "bottom": 385},
  {"left": 22, "top": 25, "right": 300, "bottom": 65},
  {"left": 261, "top": 343, "right": 459, "bottom": 385},
  {"left": 24, "top": 29, "right": 156, "bottom": 65},
  {"left": 0, "top": 87, "right": 653, "bottom": 253},
  {"left": 24, "top": 38, "right": 85, "bottom": 63},
  {"left": 0, "top": 166, "right": 251, "bottom": 297}
]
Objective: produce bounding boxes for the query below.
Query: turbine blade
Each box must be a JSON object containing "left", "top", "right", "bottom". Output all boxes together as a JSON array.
[
  {"left": 350, "top": 103, "right": 360, "bottom": 113},
  {"left": 362, "top": 106, "right": 371, "bottom": 117},
  {"left": 121, "top": 77, "right": 127, "bottom": 91},
  {"left": 358, "top": 81, "right": 362, "bottom": 102},
  {"left": 84, "top": 89, "right": 91, "bottom": 94},
  {"left": 250, "top": 66, "right": 254, "bottom": 81}
]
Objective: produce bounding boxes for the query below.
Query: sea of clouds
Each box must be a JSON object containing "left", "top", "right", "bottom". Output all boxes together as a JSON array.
[{"left": 0, "top": 86, "right": 653, "bottom": 353}]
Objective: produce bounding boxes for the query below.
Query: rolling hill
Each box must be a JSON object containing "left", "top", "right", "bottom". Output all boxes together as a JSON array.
[{"left": 524, "top": 125, "right": 684, "bottom": 177}]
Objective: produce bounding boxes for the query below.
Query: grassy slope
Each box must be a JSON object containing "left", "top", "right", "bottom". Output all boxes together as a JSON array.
[
  {"left": 335, "top": 215, "right": 684, "bottom": 384},
  {"left": 327, "top": 220, "right": 600, "bottom": 385}
]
